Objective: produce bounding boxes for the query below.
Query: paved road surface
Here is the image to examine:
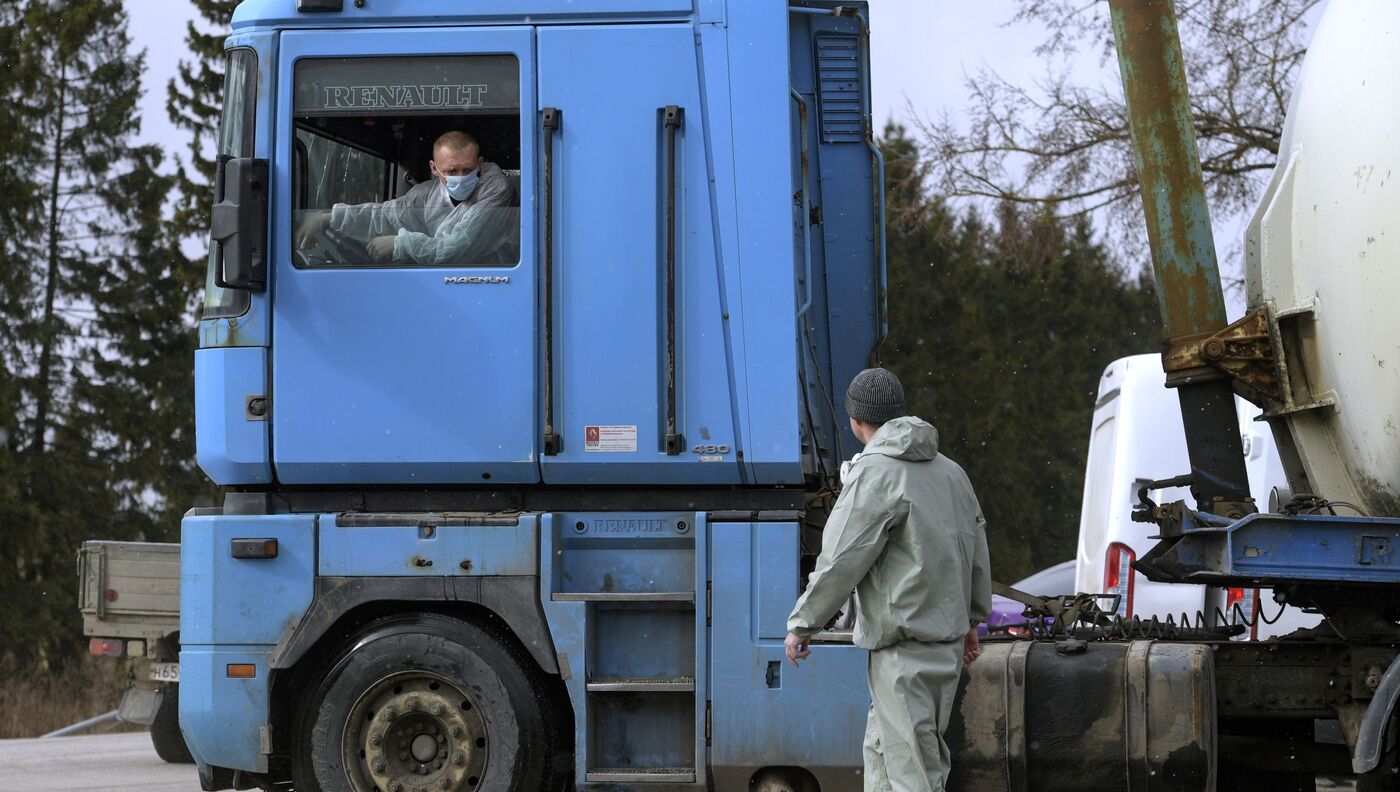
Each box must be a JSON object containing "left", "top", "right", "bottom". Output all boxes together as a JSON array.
[
  {"left": 0, "top": 732, "right": 200, "bottom": 791},
  {"left": 0, "top": 731, "right": 1363, "bottom": 791}
]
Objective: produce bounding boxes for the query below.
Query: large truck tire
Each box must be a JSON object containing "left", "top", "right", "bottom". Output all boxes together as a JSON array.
[
  {"left": 293, "top": 613, "right": 563, "bottom": 792},
  {"left": 150, "top": 683, "right": 196, "bottom": 764}
]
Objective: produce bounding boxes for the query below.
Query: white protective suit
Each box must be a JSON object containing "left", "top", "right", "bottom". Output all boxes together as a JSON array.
[
  {"left": 788, "top": 416, "right": 992, "bottom": 792},
  {"left": 328, "top": 161, "right": 519, "bottom": 265}
]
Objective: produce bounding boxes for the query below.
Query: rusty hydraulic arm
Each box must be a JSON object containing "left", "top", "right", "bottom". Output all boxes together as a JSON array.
[{"left": 1108, "top": 0, "right": 1255, "bottom": 521}]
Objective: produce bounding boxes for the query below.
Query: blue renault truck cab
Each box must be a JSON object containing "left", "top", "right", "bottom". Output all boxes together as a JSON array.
[{"left": 184, "top": 1, "right": 885, "bottom": 789}]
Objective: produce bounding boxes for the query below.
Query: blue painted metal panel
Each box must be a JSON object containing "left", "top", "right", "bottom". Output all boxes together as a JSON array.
[
  {"left": 537, "top": 24, "right": 740, "bottom": 485},
  {"left": 199, "top": 30, "right": 276, "bottom": 350},
  {"left": 693, "top": 23, "right": 757, "bottom": 484},
  {"left": 726, "top": 3, "right": 804, "bottom": 484},
  {"left": 181, "top": 513, "right": 314, "bottom": 773},
  {"left": 787, "top": 50, "right": 844, "bottom": 472},
  {"left": 437, "top": 516, "right": 539, "bottom": 575},
  {"left": 790, "top": 9, "right": 878, "bottom": 465},
  {"left": 318, "top": 515, "right": 538, "bottom": 577},
  {"left": 179, "top": 646, "right": 272, "bottom": 773},
  {"left": 194, "top": 347, "right": 272, "bottom": 485},
  {"left": 270, "top": 27, "right": 539, "bottom": 485},
  {"left": 753, "top": 522, "right": 800, "bottom": 639},
  {"left": 709, "top": 521, "right": 868, "bottom": 778},
  {"left": 538, "top": 514, "right": 591, "bottom": 786},
  {"left": 539, "top": 512, "right": 707, "bottom": 786},
  {"left": 181, "top": 514, "right": 316, "bottom": 646},
  {"left": 233, "top": 0, "right": 696, "bottom": 31},
  {"left": 694, "top": 0, "right": 725, "bottom": 25},
  {"left": 691, "top": 513, "right": 709, "bottom": 786},
  {"left": 814, "top": 34, "right": 864, "bottom": 143},
  {"left": 1156, "top": 510, "right": 1400, "bottom": 585},
  {"left": 549, "top": 512, "right": 695, "bottom": 594}
]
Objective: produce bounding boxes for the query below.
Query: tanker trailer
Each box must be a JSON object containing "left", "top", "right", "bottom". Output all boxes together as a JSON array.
[
  {"left": 1244, "top": 0, "right": 1400, "bottom": 519},
  {"left": 942, "top": 2, "right": 1400, "bottom": 790}
]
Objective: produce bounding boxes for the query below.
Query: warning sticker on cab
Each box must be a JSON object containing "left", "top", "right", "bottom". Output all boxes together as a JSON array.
[{"left": 584, "top": 425, "right": 637, "bottom": 453}]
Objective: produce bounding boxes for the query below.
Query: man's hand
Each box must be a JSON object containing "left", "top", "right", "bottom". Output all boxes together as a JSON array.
[
  {"left": 963, "top": 627, "right": 981, "bottom": 668},
  {"left": 367, "top": 235, "right": 396, "bottom": 262},
  {"left": 784, "top": 631, "right": 811, "bottom": 668},
  {"left": 296, "top": 212, "right": 331, "bottom": 249}
]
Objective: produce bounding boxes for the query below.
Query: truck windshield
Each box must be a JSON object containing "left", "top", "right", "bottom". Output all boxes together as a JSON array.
[
  {"left": 202, "top": 48, "right": 258, "bottom": 319},
  {"left": 291, "top": 55, "right": 522, "bottom": 268}
]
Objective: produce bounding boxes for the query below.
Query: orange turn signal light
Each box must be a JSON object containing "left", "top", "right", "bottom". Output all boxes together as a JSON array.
[
  {"left": 231, "top": 538, "right": 278, "bottom": 559},
  {"left": 226, "top": 663, "right": 257, "bottom": 679}
]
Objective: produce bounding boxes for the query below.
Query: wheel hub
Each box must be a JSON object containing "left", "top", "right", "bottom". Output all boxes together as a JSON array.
[{"left": 345, "top": 673, "right": 489, "bottom": 792}]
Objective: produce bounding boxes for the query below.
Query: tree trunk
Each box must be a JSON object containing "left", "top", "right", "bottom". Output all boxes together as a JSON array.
[{"left": 30, "top": 54, "right": 66, "bottom": 459}]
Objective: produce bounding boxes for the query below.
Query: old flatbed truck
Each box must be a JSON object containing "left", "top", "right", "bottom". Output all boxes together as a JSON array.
[{"left": 77, "top": 540, "right": 189, "bottom": 762}]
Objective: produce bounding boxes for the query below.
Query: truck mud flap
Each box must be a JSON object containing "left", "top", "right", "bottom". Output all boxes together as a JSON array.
[
  {"left": 117, "top": 686, "right": 161, "bottom": 726},
  {"left": 947, "top": 639, "right": 1215, "bottom": 792}
]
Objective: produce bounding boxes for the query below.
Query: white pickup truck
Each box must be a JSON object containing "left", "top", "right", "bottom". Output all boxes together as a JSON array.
[
  {"left": 77, "top": 540, "right": 190, "bottom": 762},
  {"left": 1073, "top": 354, "right": 1320, "bottom": 638}
]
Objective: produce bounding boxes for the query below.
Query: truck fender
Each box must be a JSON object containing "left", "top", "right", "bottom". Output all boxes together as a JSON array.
[
  {"left": 268, "top": 575, "right": 558, "bottom": 675},
  {"left": 1354, "top": 653, "right": 1400, "bottom": 773}
]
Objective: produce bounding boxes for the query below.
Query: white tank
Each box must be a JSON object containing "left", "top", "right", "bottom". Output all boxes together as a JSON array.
[{"left": 1245, "top": 0, "right": 1400, "bottom": 516}]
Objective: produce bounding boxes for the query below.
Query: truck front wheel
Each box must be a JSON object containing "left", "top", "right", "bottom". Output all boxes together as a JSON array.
[{"left": 294, "top": 614, "right": 559, "bottom": 792}]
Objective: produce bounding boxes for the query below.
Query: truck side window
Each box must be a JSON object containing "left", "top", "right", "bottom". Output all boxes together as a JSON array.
[
  {"left": 295, "top": 129, "right": 389, "bottom": 209},
  {"left": 291, "top": 55, "right": 522, "bottom": 268},
  {"left": 202, "top": 48, "right": 258, "bottom": 319}
]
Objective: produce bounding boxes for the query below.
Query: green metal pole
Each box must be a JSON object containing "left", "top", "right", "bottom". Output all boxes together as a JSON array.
[{"left": 1109, "top": 0, "right": 1252, "bottom": 516}]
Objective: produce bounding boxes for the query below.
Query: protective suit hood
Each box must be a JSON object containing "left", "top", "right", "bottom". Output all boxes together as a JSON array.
[{"left": 863, "top": 416, "right": 939, "bottom": 462}]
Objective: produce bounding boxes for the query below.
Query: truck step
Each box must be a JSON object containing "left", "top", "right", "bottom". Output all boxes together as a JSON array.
[
  {"left": 586, "top": 676, "right": 696, "bottom": 693},
  {"left": 586, "top": 768, "right": 696, "bottom": 784},
  {"left": 550, "top": 591, "right": 695, "bottom": 603}
]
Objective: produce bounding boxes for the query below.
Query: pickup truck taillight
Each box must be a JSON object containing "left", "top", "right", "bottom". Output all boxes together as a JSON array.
[
  {"left": 1227, "top": 586, "right": 1261, "bottom": 640},
  {"left": 1104, "top": 542, "right": 1136, "bottom": 618},
  {"left": 88, "top": 638, "right": 123, "bottom": 657}
]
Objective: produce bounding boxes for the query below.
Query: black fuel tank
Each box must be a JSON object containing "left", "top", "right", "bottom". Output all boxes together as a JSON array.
[{"left": 948, "top": 640, "right": 1215, "bottom": 792}]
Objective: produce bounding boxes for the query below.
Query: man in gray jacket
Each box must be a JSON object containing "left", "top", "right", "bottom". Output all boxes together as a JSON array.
[{"left": 786, "top": 367, "right": 992, "bottom": 792}]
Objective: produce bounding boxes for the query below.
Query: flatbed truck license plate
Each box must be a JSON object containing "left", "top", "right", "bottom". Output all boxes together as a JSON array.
[{"left": 149, "top": 662, "right": 180, "bottom": 683}]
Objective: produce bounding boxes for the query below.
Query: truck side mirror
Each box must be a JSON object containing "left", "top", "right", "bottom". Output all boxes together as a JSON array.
[{"left": 210, "top": 155, "right": 269, "bottom": 291}]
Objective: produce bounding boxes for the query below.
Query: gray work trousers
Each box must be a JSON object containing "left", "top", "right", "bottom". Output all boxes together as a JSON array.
[{"left": 863, "top": 638, "right": 963, "bottom": 792}]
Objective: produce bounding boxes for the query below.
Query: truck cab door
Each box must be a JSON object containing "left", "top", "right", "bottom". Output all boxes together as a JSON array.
[
  {"left": 537, "top": 24, "right": 741, "bottom": 486},
  {"left": 271, "top": 28, "right": 537, "bottom": 485}
]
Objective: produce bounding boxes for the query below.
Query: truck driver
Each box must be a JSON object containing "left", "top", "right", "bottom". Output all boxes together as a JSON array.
[{"left": 296, "top": 129, "right": 518, "bottom": 265}]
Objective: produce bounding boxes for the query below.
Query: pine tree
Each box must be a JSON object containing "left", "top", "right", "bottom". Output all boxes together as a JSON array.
[
  {"left": 167, "top": 0, "right": 240, "bottom": 245},
  {"left": 75, "top": 141, "right": 215, "bottom": 541},
  {"left": 19, "top": 0, "right": 151, "bottom": 459},
  {"left": 0, "top": 3, "right": 43, "bottom": 431},
  {"left": 0, "top": 0, "right": 166, "bottom": 665},
  {"left": 0, "top": 2, "right": 46, "bottom": 662}
]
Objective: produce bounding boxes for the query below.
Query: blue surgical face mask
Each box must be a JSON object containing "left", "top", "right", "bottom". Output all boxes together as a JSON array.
[{"left": 444, "top": 170, "right": 479, "bottom": 201}]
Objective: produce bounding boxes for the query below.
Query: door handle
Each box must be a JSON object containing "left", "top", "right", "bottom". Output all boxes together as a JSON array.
[
  {"left": 662, "top": 105, "right": 684, "bottom": 455},
  {"left": 542, "top": 107, "right": 562, "bottom": 455}
]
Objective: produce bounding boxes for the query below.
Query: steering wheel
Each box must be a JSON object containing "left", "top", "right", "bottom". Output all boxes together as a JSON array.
[{"left": 296, "top": 225, "right": 372, "bottom": 267}]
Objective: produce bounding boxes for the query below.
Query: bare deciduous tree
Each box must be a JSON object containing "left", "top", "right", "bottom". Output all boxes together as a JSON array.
[{"left": 921, "top": 0, "right": 1320, "bottom": 264}]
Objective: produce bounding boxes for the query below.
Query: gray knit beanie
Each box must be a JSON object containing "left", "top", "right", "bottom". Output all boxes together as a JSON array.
[{"left": 845, "top": 367, "right": 906, "bottom": 425}]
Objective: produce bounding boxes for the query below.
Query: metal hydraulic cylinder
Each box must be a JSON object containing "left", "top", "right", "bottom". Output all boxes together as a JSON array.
[{"left": 1108, "top": 0, "right": 1252, "bottom": 516}]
